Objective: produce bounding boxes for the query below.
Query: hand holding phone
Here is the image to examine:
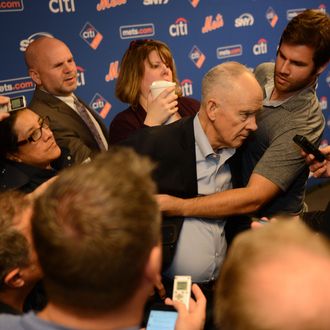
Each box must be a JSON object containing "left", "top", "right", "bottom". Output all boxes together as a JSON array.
[
  {"left": 293, "top": 134, "right": 325, "bottom": 162},
  {"left": 0, "top": 96, "right": 26, "bottom": 113},
  {"left": 172, "top": 275, "right": 191, "bottom": 310}
]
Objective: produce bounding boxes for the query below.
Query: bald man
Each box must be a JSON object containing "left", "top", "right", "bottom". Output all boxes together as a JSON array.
[
  {"left": 25, "top": 37, "right": 108, "bottom": 164},
  {"left": 215, "top": 219, "right": 330, "bottom": 330}
]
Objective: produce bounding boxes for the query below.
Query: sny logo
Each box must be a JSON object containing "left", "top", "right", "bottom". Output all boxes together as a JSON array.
[
  {"left": 105, "top": 61, "right": 119, "bottom": 82},
  {"left": 49, "top": 0, "right": 75, "bottom": 13},
  {"left": 169, "top": 18, "right": 188, "bottom": 37},
  {"left": 20, "top": 32, "right": 54, "bottom": 52},
  {"left": 202, "top": 13, "right": 224, "bottom": 33},
  {"left": 0, "top": 0, "right": 24, "bottom": 12},
  {"left": 189, "top": 45, "right": 205, "bottom": 69},
  {"left": 76, "top": 66, "right": 86, "bottom": 87},
  {"left": 266, "top": 7, "right": 278, "bottom": 28},
  {"left": 80, "top": 22, "right": 103, "bottom": 50},
  {"left": 235, "top": 13, "right": 254, "bottom": 27},
  {"left": 180, "top": 79, "right": 193, "bottom": 97},
  {"left": 90, "top": 93, "right": 112, "bottom": 119},
  {"left": 253, "top": 38, "right": 267, "bottom": 55}
]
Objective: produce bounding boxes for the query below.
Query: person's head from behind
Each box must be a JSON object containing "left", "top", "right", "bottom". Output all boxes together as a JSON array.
[
  {"left": 199, "top": 61, "right": 263, "bottom": 150},
  {"left": 0, "top": 191, "right": 42, "bottom": 297},
  {"left": 0, "top": 108, "right": 61, "bottom": 168},
  {"left": 116, "top": 39, "right": 182, "bottom": 107},
  {"left": 275, "top": 9, "right": 330, "bottom": 94},
  {"left": 32, "top": 148, "right": 161, "bottom": 315},
  {"left": 25, "top": 36, "right": 77, "bottom": 96},
  {"left": 214, "top": 219, "right": 330, "bottom": 330}
]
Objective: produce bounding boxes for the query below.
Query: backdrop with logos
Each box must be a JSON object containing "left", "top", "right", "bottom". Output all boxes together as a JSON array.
[{"left": 0, "top": 0, "right": 329, "bottom": 187}]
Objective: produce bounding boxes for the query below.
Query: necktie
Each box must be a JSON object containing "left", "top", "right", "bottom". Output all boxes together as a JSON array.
[{"left": 74, "top": 98, "right": 106, "bottom": 151}]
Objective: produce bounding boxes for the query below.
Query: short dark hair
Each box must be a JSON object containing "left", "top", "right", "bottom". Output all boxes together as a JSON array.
[
  {"left": 279, "top": 9, "right": 330, "bottom": 70},
  {"left": 0, "top": 109, "right": 23, "bottom": 158},
  {"left": 0, "top": 191, "right": 31, "bottom": 290},
  {"left": 32, "top": 147, "right": 161, "bottom": 313}
]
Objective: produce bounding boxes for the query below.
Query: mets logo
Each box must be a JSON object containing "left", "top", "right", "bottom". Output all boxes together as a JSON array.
[{"left": 0, "top": 0, "right": 24, "bottom": 12}]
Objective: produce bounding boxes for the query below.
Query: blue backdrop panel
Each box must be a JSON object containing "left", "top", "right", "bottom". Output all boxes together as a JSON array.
[{"left": 0, "top": 0, "right": 329, "bottom": 187}]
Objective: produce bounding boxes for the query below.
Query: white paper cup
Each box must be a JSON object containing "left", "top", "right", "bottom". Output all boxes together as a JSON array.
[{"left": 150, "top": 80, "right": 176, "bottom": 99}]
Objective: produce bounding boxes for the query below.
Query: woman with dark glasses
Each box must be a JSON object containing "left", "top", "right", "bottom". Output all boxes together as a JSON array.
[
  {"left": 109, "top": 39, "right": 199, "bottom": 144},
  {"left": 0, "top": 108, "right": 73, "bottom": 193}
]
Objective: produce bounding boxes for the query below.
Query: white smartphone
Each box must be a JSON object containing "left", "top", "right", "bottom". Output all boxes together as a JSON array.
[
  {"left": 172, "top": 275, "right": 192, "bottom": 310},
  {"left": 0, "top": 95, "right": 26, "bottom": 113},
  {"left": 146, "top": 304, "right": 178, "bottom": 330}
]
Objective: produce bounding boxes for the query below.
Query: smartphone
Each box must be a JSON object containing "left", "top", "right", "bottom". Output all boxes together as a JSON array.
[
  {"left": 0, "top": 95, "right": 26, "bottom": 113},
  {"left": 172, "top": 275, "right": 191, "bottom": 310},
  {"left": 293, "top": 134, "right": 325, "bottom": 162},
  {"left": 146, "top": 304, "right": 178, "bottom": 330}
]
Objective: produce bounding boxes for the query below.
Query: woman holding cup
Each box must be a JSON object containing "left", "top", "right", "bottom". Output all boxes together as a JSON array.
[{"left": 109, "top": 39, "right": 199, "bottom": 144}]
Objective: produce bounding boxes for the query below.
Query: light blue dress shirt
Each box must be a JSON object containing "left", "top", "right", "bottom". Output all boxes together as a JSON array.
[{"left": 164, "top": 114, "right": 236, "bottom": 282}]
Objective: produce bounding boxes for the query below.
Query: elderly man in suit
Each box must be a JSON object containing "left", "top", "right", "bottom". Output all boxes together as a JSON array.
[
  {"left": 24, "top": 37, "right": 108, "bottom": 164},
  {"left": 122, "top": 61, "right": 263, "bottom": 286}
]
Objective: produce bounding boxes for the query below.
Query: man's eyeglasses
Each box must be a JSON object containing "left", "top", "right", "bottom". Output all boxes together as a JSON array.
[{"left": 17, "top": 116, "right": 50, "bottom": 146}]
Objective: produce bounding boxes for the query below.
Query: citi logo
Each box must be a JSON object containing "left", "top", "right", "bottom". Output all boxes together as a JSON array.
[
  {"left": 105, "top": 61, "right": 119, "bottom": 82},
  {"left": 90, "top": 93, "right": 112, "bottom": 119},
  {"left": 79, "top": 22, "right": 103, "bottom": 50},
  {"left": 49, "top": 0, "right": 75, "bottom": 13},
  {"left": 169, "top": 18, "right": 188, "bottom": 37},
  {"left": 320, "top": 96, "right": 327, "bottom": 111},
  {"left": 253, "top": 38, "right": 268, "bottom": 55},
  {"left": 0, "top": 0, "right": 24, "bottom": 12},
  {"left": 96, "top": 0, "right": 127, "bottom": 11},
  {"left": 20, "top": 32, "right": 54, "bottom": 52},
  {"left": 266, "top": 7, "right": 278, "bottom": 27},
  {"left": 202, "top": 13, "right": 224, "bottom": 34},
  {"left": 235, "top": 13, "right": 254, "bottom": 27},
  {"left": 143, "top": 0, "right": 169, "bottom": 4},
  {"left": 189, "top": 45, "right": 205, "bottom": 69},
  {"left": 76, "top": 66, "right": 86, "bottom": 87},
  {"left": 318, "top": 4, "right": 327, "bottom": 14},
  {"left": 180, "top": 79, "right": 193, "bottom": 97}
]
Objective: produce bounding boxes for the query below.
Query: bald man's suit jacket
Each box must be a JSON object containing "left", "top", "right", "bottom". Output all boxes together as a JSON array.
[
  {"left": 29, "top": 88, "right": 108, "bottom": 164},
  {"left": 121, "top": 116, "right": 250, "bottom": 266}
]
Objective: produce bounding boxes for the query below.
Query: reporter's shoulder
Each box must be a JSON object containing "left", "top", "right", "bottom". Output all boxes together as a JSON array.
[{"left": 0, "top": 313, "right": 25, "bottom": 329}]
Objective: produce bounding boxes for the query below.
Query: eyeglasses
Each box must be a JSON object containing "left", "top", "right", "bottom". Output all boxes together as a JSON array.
[
  {"left": 129, "top": 39, "right": 153, "bottom": 50},
  {"left": 17, "top": 116, "right": 50, "bottom": 146}
]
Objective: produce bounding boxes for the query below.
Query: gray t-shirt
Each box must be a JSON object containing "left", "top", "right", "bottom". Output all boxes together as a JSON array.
[{"left": 240, "top": 62, "right": 325, "bottom": 217}]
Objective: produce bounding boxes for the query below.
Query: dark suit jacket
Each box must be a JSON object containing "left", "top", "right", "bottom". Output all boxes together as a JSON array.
[
  {"left": 29, "top": 88, "right": 108, "bottom": 164},
  {"left": 121, "top": 116, "right": 250, "bottom": 266}
]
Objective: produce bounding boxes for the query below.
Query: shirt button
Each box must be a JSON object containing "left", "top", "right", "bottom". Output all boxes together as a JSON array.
[{"left": 215, "top": 252, "right": 219, "bottom": 257}]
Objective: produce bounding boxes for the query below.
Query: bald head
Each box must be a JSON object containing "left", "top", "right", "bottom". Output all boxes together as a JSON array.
[
  {"left": 25, "top": 37, "right": 77, "bottom": 96},
  {"left": 215, "top": 220, "right": 330, "bottom": 330},
  {"left": 199, "top": 62, "right": 263, "bottom": 150}
]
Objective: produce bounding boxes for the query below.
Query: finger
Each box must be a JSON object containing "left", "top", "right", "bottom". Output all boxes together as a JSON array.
[{"left": 191, "top": 284, "right": 207, "bottom": 306}]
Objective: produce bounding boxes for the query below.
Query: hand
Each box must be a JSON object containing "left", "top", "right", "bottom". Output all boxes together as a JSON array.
[
  {"left": 165, "top": 284, "right": 206, "bottom": 330},
  {"left": 302, "top": 146, "right": 330, "bottom": 178},
  {"left": 0, "top": 96, "right": 10, "bottom": 121},
  {"left": 156, "top": 194, "right": 184, "bottom": 216},
  {"left": 144, "top": 86, "right": 179, "bottom": 126}
]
